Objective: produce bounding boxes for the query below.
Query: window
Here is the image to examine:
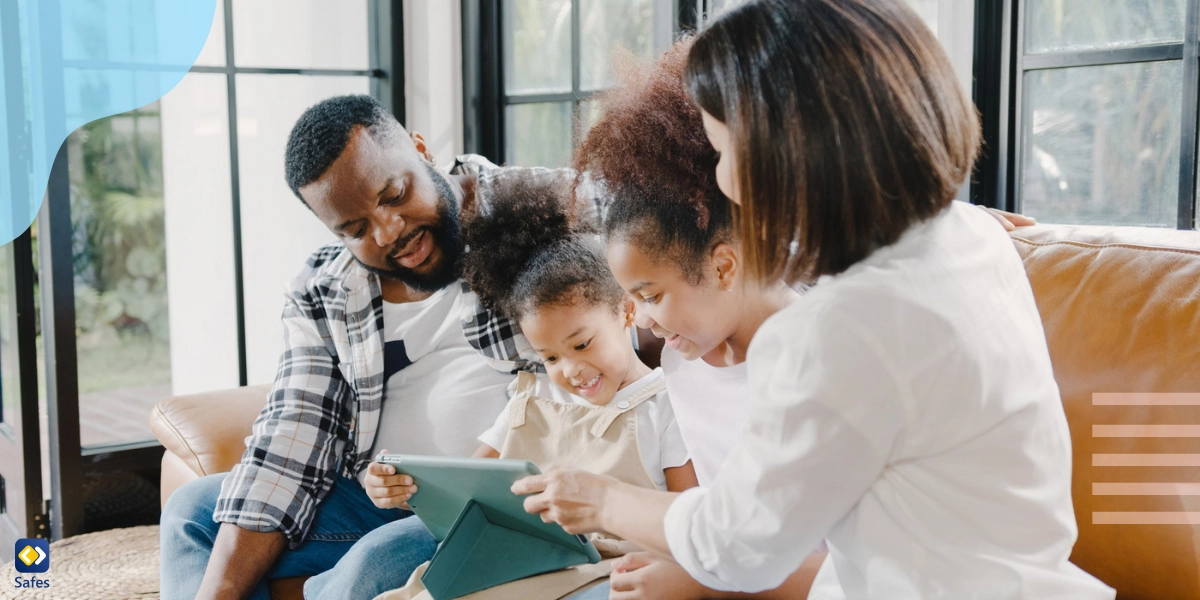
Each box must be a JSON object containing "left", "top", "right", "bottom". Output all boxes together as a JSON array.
[
  {"left": 29, "top": 0, "right": 402, "bottom": 538},
  {"left": 57, "top": 0, "right": 390, "bottom": 451},
  {"left": 469, "top": 0, "right": 974, "bottom": 175},
  {"left": 465, "top": 0, "right": 669, "bottom": 167},
  {"left": 1006, "top": 0, "right": 1197, "bottom": 229}
]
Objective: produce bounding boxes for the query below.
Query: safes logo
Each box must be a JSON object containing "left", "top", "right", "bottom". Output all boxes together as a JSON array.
[{"left": 14, "top": 539, "right": 49, "bottom": 574}]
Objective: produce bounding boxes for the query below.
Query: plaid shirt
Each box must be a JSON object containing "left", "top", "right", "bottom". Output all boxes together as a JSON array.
[{"left": 213, "top": 156, "right": 603, "bottom": 548}]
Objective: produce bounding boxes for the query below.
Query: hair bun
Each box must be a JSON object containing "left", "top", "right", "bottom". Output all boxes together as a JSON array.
[{"left": 462, "top": 170, "right": 574, "bottom": 312}]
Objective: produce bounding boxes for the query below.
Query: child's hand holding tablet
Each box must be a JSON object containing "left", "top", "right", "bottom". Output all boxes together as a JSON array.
[{"left": 363, "top": 449, "right": 418, "bottom": 510}]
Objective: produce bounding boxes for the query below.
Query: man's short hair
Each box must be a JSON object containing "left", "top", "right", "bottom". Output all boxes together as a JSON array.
[{"left": 284, "top": 94, "right": 404, "bottom": 201}]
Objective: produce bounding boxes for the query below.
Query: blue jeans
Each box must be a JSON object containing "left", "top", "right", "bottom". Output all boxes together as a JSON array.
[{"left": 160, "top": 473, "right": 437, "bottom": 600}]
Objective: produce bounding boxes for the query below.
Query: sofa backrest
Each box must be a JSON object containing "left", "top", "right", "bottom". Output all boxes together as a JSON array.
[{"left": 1012, "top": 225, "right": 1200, "bottom": 600}]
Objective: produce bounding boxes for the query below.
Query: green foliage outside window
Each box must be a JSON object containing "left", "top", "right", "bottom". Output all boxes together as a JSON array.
[{"left": 65, "top": 103, "right": 172, "bottom": 393}]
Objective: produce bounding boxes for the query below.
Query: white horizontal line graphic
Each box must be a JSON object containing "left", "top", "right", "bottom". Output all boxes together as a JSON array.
[{"left": 1094, "top": 454, "right": 1200, "bottom": 466}]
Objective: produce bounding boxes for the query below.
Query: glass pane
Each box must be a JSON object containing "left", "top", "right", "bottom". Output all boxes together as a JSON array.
[
  {"left": 1025, "top": 0, "right": 1185, "bottom": 54},
  {"left": 232, "top": 0, "right": 369, "bottom": 70},
  {"left": 580, "top": 97, "right": 604, "bottom": 138},
  {"left": 506, "top": 102, "right": 573, "bottom": 168},
  {"left": 235, "top": 75, "right": 367, "bottom": 384},
  {"left": 67, "top": 104, "right": 172, "bottom": 447},
  {"left": 1021, "top": 61, "right": 1181, "bottom": 227},
  {"left": 192, "top": 0, "right": 226, "bottom": 67},
  {"left": 159, "top": 72, "right": 240, "bottom": 396},
  {"left": 504, "top": 0, "right": 573, "bottom": 95},
  {"left": 905, "top": 0, "right": 938, "bottom": 38},
  {"left": 580, "top": 0, "right": 654, "bottom": 91}
]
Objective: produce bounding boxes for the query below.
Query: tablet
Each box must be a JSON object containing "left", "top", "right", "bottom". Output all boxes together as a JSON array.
[{"left": 375, "top": 454, "right": 601, "bottom": 563}]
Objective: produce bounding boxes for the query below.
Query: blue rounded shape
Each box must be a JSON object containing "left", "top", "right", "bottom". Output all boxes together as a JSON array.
[{"left": 0, "top": 0, "right": 216, "bottom": 245}]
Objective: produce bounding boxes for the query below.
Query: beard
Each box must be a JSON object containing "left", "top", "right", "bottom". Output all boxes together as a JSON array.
[{"left": 357, "top": 162, "right": 465, "bottom": 293}]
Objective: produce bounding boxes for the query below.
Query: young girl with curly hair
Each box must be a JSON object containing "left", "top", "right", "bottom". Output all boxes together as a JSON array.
[{"left": 460, "top": 172, "right": 697, "bottom": 500}]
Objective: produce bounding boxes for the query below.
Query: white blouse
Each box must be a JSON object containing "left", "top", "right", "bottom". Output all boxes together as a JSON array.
[{"left": 663, "top": 202, "right": 1114, "bottom": 599}]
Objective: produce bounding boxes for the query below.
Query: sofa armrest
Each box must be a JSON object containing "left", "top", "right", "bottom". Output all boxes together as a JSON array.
[{"left": 149, "top": 384, "right": 273, "bottom": 478}]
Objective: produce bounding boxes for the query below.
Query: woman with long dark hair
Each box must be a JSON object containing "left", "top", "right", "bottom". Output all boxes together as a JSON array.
[{"left": 515, "top": 1, "right": 1115, "bottom": 597}]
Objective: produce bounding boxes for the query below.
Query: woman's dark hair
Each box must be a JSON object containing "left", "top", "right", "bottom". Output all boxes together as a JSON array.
[
  {"left": 462, "top": 171, "right": 625, "bottom": 323},
  {"left": 574, "top": 39, "right": 732, "bottom": 284},
  {"left": 686, "top": 0, "right": 981, "bottom": 283}
]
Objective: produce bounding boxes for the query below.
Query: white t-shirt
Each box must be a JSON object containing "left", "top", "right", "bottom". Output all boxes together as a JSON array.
[
  {"left": 478, "top": 368, "right": 690, "bottom": 490},
  {"left": 664, "top": 202, "right": 1114, "bottom": 599},
  {"left": 660, "top": 346, "right": 748, "bottom": 487},
  {"left": 365, "top": 282, "right": 512, "bottom": 484}
]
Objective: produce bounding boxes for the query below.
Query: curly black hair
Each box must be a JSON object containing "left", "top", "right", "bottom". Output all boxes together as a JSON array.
[
  {"left": 462, "top": 172, "right": 624, "bottom": 323},
  {"left": 574, "top": 38, "right": 733, "bottom": 284},
  {"left": 284, "top": 94, "right": 403, "bottom": 203}
]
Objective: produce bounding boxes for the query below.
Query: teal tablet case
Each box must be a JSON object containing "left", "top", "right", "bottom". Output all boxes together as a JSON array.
[{"left": 376, "top": 455, "right": 602, "bottom": 600}]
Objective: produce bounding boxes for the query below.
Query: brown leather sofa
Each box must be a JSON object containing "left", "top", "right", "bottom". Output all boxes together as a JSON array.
[{"left": 150, "top": 224, "right": 1200, "bottom": 600}]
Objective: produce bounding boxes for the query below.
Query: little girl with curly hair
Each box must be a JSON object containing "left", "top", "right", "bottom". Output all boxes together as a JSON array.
[{"left": 461, "top": 172, "right": 696, "bottom": 500}]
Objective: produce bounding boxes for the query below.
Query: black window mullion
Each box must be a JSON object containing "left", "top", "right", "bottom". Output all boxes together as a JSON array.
[
  {"left": 1178, "top": 0, "right": 1200, "bottom": 230},
  {"left": 462, "top": 0, "right": 504, "bottom": 162},
  {"left": 1023, "top": 43, "right": 1183, "bottom": 71},
  {"left": 369, "top": 0, "right": 406, "bottom": 125},
  {"left": 189, "top": 65, "right": 380, "bottom": 77},
  {"left": 222, "top": 0, "right": 249, "bottom": 386},
  {"left": 506, "top": 92, "right": 578, "bottom": 105},
  {"left": 1012, "top": 0, "right": 1028, "bottom": 214},
  {"left": 40, "top": 146, "right": 84, "bottom": 541},
  {"left": 571, "top": 0, "right": 583, "bottom": 149},
  {"left": 970, "top": 0, "right": 1017, "bottom": 211},
  {"left": 679, "top": 0, "right": 700, "bottom": 32}
]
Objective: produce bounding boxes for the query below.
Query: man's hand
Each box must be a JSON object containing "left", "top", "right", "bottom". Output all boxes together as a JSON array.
[
  {"left": 610, "top": 552, "right": 710, "bottom": 600},
  {"left": 513, "top": 470, "right": 617, "bottom": 534},
  {"left": 982, "top": 207, "right": 1037, "bottom": 232},
  {"left": 363, "top": 450, "right": 417, "bottom": 510}
]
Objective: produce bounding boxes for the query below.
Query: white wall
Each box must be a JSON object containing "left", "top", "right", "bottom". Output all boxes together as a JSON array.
[
  {"left": 236, "top": 75, "right": 365, "bottom": 385},
  {"left": 403, "top": 0, "right": 465, "bottom": 167},
  {"left": 936, "top": 0, "right": 977, "bottom": 201},
  {"left": 161, "top": 73, "right": 241, "bottom": 396}
]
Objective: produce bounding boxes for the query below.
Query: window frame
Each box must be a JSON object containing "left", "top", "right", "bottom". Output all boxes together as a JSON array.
[
  {"left": 34, "top": 0, "right": 403, "bottom": 540},
  {"left": 463, "top": 0, "right": 691, "bottom": 165},
  {"left": 974, "top": 0, "right": 1199, "bottom": 230}
]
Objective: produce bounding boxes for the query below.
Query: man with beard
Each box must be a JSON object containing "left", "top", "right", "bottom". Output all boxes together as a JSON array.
[{"left": 158, "top": 95, "right": 572, "bottom": 600}]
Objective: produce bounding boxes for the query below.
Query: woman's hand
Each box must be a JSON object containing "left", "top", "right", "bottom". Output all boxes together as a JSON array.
[
  {"left": 362, "top": 450, "right": 417, "bottom": 510},
  {"left": 609, "top": 552, "right": 710, "bottom": 600},
  {"left": 512, "top": 470, "right": 617, "bottom": 534},
  {"left": 981, "top": 207, "right": 1037, "bottom": 232}
]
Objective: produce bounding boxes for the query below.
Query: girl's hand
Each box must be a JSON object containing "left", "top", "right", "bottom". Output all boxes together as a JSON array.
[
  {"left": 363, "top": 450, "right": 417, "bottom": 510},
  {"left": 512, "top": 470, "right": 616, "bottom": 534},
  {"left": 610, "top": 552, "right": 710, "bottom": 600},
  {"left": 981, "top": 206, "right": 1037, "bottom": 232}
]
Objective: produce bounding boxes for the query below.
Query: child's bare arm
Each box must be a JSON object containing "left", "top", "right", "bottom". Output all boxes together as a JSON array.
[
  {"left": 473, "top": 444, "right": 501, "bottom": 459},
  {"left": 664, "top": 460, "right": 699, "bottom": 492}
]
